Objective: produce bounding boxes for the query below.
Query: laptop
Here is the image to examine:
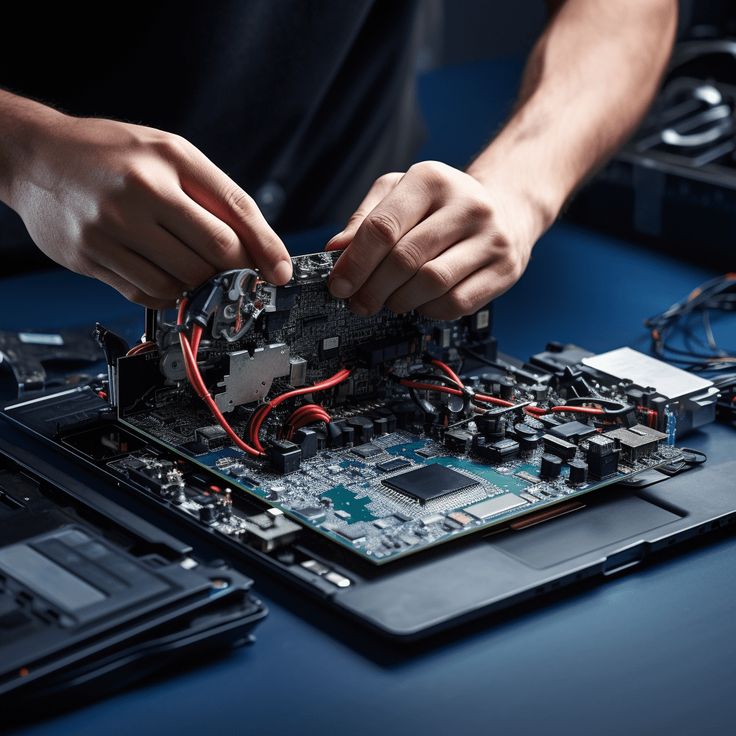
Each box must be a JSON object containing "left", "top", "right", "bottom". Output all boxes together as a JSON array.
[{"left": 1, "top": 254, "right": 734, "bottom": 640}]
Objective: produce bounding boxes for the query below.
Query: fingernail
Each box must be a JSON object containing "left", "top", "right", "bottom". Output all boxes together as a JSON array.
[
  {"left": 273, "top": 260, "right": 292, "bottom": 284},
  {"left": 329, "top": 277, "right": 353, "bottom": 298},
  {"left": 326, "top": 230, "right": 345, "bottom": 247}
]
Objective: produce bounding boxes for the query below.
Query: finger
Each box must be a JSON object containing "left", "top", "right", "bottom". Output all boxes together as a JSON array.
[
  {"left": 348, "top": 210, "right": 475, "bottom": 316},
  {"left": 325, "top": 172, "right": 403, "bottom": 252},
  {"left": 124, "top": 224, "right": 216, "bottom": 289},
  {"left": 92, "top": 242, "right": 185, "bottom": 303},
  {"left": 417, "top": 265, "right": 507, "bottom": 321},
  {"left": 175, "top": 144, "right": 292, "bottom": 284},
  {"left": 156, "top": 190, "right": 249, "bottom": 272},
  {"left": 328, "top": 172, "right": 439, "bottom": 299},
  {"left": 385, "top": 236, "right": 492, "bottom": 314},
  {"left": 88, "top": 263, "right": 174, "bottom": 309}
]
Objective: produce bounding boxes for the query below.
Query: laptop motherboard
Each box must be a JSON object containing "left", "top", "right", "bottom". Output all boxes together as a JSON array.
[{"left": 88, "top": 251, "right": 691, "bottom": 565}]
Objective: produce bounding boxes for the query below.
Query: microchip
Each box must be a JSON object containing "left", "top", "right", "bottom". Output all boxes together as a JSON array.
[
  {"left": 549, "top": 420, "right": 596, "bottom": 443},
  {"left": 377, "top": 458, "right": 411, "bottom": 472},
  {"left": 604, "top": 424, "right": 665, "bottom": 461},
  {"left": 334, "top": 525, "right": 366, "bottom": 543},
  {"left": 382, "top": 464, "right": 477, "bottom": 504},
  {"left": 194, "top": 424, "right": 228, "bottom": 449},
  {"left": 351, "top": 443, "right": 382, "bottom": 458},
  {"left": 295, "top": 506, "right": 326, "bottom": 524}
]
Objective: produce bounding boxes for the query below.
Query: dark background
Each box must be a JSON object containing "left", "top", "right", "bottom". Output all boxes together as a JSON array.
[{"left": 1, "top": 0, "right": 734, "bottom": 274}]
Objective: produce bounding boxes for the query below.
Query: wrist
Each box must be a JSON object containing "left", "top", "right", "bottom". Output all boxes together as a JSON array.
[{"left": 467, "top": 138, "right": 569, "bottom": 246}]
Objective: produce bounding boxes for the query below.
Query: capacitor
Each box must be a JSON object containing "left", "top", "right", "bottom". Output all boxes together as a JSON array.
[
  {"left": 199, "top": 503, "right": 218, "bottom": 523},
  {"left": 497, "top": 378, "right": 514, "bottom": 400},
  {"left": 514, "top": 423, "right": 542, "bottom": 453},
  {"left": 567, "top": 459, "right": 588, "bottom": 486},
  {"left": 529, "top": 384, "right": 548, "bottom": 402},
  {"left": 540, "top": 453, "right": 562, "bottom": 479}
]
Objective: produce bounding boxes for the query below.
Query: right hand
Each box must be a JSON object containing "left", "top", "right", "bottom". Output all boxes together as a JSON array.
[{"left": 7, "top": 114, "right": 292, "bottom": 307}]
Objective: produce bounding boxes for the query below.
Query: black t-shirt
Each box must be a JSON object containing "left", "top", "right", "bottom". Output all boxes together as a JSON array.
[{"left": 0, "top": 0, "right": 424, "bottom": 257}]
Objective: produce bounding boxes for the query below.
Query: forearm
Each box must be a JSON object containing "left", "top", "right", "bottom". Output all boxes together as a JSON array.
[
  {"left": 468, "top": 0, "right": 677, "bottom": 240},
  {"left": 0, "top": 89, "right": 65, "bottom": 205}
]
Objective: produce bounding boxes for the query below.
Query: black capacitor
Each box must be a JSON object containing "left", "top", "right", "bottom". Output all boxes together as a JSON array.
[
  {"left": 346, "top": 416, "right": 374, "bottom": 444},
  {"left": 327, "top": 419, "right": 345, "bottom": 447},
  {"left": 497, "top": 378, "right": 514, "bottom": 400},
  {"left": 513, "top": 423, "right": 542, "bottom": 453},
  {"left": 199, "top": 503, "right": 218, "bottom": 523},
  {"left": 567, "top": 459, "right": 588, "bottom": 485},
  {"left": 529, "top": 384, "right": 548, "bottom": 402},
  {"left": 373, "top": 408, "right": 397, "bottom": 433},
  {"left": 293, "top": 428, "right": 318, "bottom": 459},
  {"left": 341, "top": 425, "right": 355, "bottom": 446},
  {"left": 540, "top": 453, "right": 563, "bottom": 479},
  {"left": 371, "top": 416, "right": 389, "bottom": 436},
  {"left": 476, "top": 413, "right": 505, "bottom": 441},
  {"left": 519, "top": 432, "right": 543, "bottom": 454}
]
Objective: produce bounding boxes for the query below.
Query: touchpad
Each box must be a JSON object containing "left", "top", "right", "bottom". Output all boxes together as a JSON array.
[{"left": 490, "top": 494, "right": 683, "bottom": 569}]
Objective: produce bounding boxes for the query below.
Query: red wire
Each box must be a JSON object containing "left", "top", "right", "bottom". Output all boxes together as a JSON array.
[
  {"left": 285, "top": 403, "right": 332, "bottom": 438},
  {"left": 430, "top": 358, "right": 463, "bottom": 387},
  {"left": 248, "top": 369, "right": 351, "bottom": 452},
  {"left": 525, "top": 404, "right": 605, "bottom": 417},
  {"left": 400, "top": 379, "right": 514, "bottom": 407},
  {"left": 177, "top": 300, "right": 264, "bottom": 457},
  {"left": 126, "top": 341, "right": 157, "bottom": 356}
]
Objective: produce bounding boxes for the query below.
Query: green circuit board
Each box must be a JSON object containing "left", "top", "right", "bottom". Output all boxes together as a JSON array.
[{"left": 116, "top": 416, "right": 682, "bottom": 564}]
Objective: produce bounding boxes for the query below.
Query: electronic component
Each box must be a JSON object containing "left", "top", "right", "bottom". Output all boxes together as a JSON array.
[
  {"left": 540, "top": 453, "right": 563, "bottom": 479},
  {"left": 582, "top": 347, "right": 718, "bottom": 435},
  {"left": 194, "top": 425, "right": 228, "bottom": 450},
  {"left": 567, "top": 459, "right": 588, "bottom": 486},
  {"left": 549, "top": 421, "right": 596, "bottom": 444},
  {"left": 346, "top": 417, "right": 374, "bottom": 444},
  {"left": 376, "top": 458, "right": 411, "bottom": 473},
  {"left": 334, "top": 525, "right": 367, "bottom": 543},
  {"left": 464, "top": 493, "right": 527, "bottom": 519},
  {"left": 102, "top": 252, "right": 689, "bottom": 564},
  {"left": 447, "top": 511, "right": 474, "bottom": 526},
  {"left": 244, "top": 510, "right": 301, "bottom": 552},
  {"left": 351, "top": 443, "right": 382, "bottom": 459},
  {"left": 289, "top": 356, "right": 308, "bottom": 387},
  {"left": 543, "top": 434, "right": 577, "bottom": 461},
  {"left": 586, "top": 435, "right": 619, "bottom": 479},
  {"left": 382, "top": 465, "right": 477, "bottom": 504},
  {"left": 267, "top": 440, "right": 301, "bottom": 474},
  {"left": 604, "top": 425, "right": 667, "bottom": 462}
]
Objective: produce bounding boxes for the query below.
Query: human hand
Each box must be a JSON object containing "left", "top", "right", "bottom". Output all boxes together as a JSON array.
[
  {"left": 8, "top": 114, "right": 291, "bottom": 307},
  {"left": 325, "top": 161, "right": 540, "bottom": 319}
]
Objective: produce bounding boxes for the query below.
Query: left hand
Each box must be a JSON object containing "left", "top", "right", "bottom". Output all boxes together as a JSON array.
[{"left": 325, "top": 161, "right": 538, "bottom": 320}]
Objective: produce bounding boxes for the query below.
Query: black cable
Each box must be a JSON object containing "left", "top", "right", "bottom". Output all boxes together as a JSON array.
[{"left": 644, "top": 274, "right": 736, "bottom": 371}]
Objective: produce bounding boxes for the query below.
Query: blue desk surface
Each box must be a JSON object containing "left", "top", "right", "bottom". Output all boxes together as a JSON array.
[{"left": 3, "top": 59, "right": 736, "bottom": 736}]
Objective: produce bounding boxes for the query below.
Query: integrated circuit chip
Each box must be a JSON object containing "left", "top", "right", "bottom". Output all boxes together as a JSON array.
[
  {"left": 381, "top": 464, "right": 477, "bottom": 504},
  {"left": 351, "top": 443, "right": 382, "bottom": 459},
  {"left": 377, "top": 458, "right": 411, "bottom": 472}
]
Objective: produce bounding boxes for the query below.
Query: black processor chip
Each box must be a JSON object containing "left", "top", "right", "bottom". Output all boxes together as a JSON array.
[{"left": 381, "top": 464, "right": 477, "bottom": 503}]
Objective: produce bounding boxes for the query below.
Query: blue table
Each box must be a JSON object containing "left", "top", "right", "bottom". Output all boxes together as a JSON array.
[{"left": 3, "top": 59, "right": 736, "bottom": 736}]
